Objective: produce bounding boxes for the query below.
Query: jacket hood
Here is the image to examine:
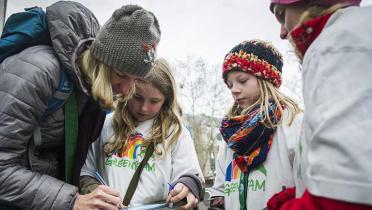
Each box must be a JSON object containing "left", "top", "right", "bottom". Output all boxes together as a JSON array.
[{"left": 46, "top": 1, "right": 100, "bottom": 95}]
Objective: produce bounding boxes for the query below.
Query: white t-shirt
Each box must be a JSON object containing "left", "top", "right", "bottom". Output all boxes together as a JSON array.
[
  {"left": 81, "top": 114, "right": 203, "bottom": 206},
  {"left": 210, "top": 112, "right": 303, "bottom": 210}
]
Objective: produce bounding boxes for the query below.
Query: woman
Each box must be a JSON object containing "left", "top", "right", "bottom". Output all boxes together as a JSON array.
[
  {"left": 267, "top": 0, "right": 372, "bottom": 209},
  {"left": 0, "top": 2, "right": 161, "bottom": 210}
]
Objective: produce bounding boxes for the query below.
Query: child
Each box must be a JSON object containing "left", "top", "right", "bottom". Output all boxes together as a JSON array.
[
  {"left": 268, "top": 0, "right": 372, "bottom": 209},
  {"left": 80, "top": 58, "right": 204, "bottom": 209},
  {"left": 209, "top": 40, "right": 303, "bottom": 210}
]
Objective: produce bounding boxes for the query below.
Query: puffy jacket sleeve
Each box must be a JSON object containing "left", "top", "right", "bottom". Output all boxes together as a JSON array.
[{"left": 0, "top": 46, "right": 78, "bottom": 210}]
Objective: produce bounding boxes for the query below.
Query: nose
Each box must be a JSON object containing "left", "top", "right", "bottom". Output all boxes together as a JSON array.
[
  {"left": 119, "top": 78, "right": 136, "bottom": 96},
  {"left": 140, "top": 102, "right": 148, "bottom": 112},
  {"left": 230, "top": 83, "right": 241, "bottom": 96},
  {"left": 280, "top": 24, "right": 289, "bottom": 40}
]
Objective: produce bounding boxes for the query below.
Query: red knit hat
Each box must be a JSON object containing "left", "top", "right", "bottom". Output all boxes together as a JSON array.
[{"left": 222, "top": 40, "right": 283, "bottom": 88}]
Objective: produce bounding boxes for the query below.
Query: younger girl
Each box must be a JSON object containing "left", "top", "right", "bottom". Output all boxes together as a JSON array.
[
  {"left": 80, "top": 58, "right": 203, "bottom": 209},
  {"left": 209, "top": 40, "right": 303, "bottom": 210}
]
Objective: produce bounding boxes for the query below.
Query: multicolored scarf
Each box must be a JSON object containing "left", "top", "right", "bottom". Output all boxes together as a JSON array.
[
  {"left": 220, "top": 101, "right": 281, "bottom": 210},
  {"left": 220, "top": 101, "right": 280, "bottom": 173}
]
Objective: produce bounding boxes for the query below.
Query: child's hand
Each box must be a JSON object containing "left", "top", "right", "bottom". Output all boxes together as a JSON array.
[{"left": 166, "top": 183, "right": 198, "bottom": 209}]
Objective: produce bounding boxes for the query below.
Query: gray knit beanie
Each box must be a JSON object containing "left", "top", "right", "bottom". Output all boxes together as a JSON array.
[{"left": 90, "top": 5, "right": 161, "bottom": 78}]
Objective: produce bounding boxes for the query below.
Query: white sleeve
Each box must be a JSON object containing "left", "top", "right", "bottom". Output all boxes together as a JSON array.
[
  {"left": 303, "top": 42, "right": 372, "bottom": 201},
  {"left": 170, "top": 126, "right": 204, "bottom": 182},
  {"left": 209, "top": 141, "right": 227, "bottom": 197}
]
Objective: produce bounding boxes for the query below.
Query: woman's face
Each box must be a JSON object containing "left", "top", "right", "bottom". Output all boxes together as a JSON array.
[
  {"left": 274, "top": 4, "right": 307, "bottom": 39},
  {"left": 110, "top": 70, "right": 140, "bottom": 96},
  {"left": 128, "top": 82, "right": 165, "bottom": 122},
  {"left": 226, "top": 71, "right": 261, "bottom": 110}
]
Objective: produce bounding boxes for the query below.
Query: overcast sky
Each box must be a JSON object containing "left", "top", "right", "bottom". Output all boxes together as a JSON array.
[
  {"left": 7, "top": 0, "right": 371, "bottom": 63},
  {"left": 6, "top": 0, "right": 289, "bottom": 63},
  {"left": 5, "top": 0, "right": 372, "bottom": 114}
]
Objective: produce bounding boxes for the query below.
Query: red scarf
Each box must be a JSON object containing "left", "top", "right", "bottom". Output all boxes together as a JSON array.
[{"left": 290, "top": 13, "right": 333, "bottom": 58}]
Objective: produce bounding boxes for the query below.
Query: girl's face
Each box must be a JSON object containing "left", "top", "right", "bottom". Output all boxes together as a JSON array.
[
  {"left": 274, "top": 4, "right": 307, "bottom": 39},
  {"left": 110, "top": 70, "right": 141, "bottom": 96},
  {"left": 226, "top": 71, "right": 260, "bottom": 110},
  {"left": 128, "top": 82, "right": 165, "bottom": 122}
]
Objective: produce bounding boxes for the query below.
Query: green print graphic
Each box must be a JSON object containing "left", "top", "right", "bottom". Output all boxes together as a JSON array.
[
  {"left": 225, "top": 164, "right": 268, "bottom": 196},
  {"left": 106, "top": 134, "right": 156, "bottom": 172},
  {"left": 256, "top": 164, "right": 267, "bottom": 176},
  {"left": 106, "top": 157, "right": 156, "bottom": 172},
  {"left": 225, "top": 182, "right": 239, "bottom": 196},
  {"left": 248, "top": 179, "right": 265, "bottom": 191}
]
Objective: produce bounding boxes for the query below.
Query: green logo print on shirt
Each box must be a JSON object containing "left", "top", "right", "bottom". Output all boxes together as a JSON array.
[
  {"left": 105, "top": 133, "right": 156, "bottom": 172},
  {"left": 224, "top": 162, "right": 267, "bottom": 196}
]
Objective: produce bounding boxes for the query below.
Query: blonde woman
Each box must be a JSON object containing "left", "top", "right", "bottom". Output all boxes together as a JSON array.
[
  {"left": 0, "top": 2, "right": 160, "bottom": 210},
  {"left": 268, "top": 0, "right": 372, "bottom": 209},
  {"left": 80, "top": 58, "right": 204, "bottom": 209},
  {"left": 209, "top": 40, "right": 303, "bottom": 210}
]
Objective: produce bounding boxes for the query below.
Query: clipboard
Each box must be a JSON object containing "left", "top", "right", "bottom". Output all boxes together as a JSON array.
[{"left": 122, "top": 199, "right": 187, "bottom": 210}]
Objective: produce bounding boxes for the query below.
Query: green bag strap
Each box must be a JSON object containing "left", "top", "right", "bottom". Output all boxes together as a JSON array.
[
  {"left": 239, "top": 172, "right": 248, "bottom": 210},
  {"left": 64, "top": 89, "right": 78, "bottom": 184},
  {"left": 122, "top": 143, "right": 154, "bottom": 206}
]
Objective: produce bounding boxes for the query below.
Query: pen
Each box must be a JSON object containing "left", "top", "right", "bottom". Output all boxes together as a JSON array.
[
  {"left": 95, "top": 171, "right": 125, "bottom": 209},
  {"left": 168, "top": 183, "right": 175, "bottom": 192},
  {"left": 95, "top": 171, "right": 108, "bottom": 186}
]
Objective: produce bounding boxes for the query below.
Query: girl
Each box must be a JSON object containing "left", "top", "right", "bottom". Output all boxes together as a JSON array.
[
  {"left": 209, "top": 40, "right": 303, "bottom": 210},
  {"left": 268, "top": 0, "right": 372, "bottom": 209},
  {"left": 80, "top": 58, "right": 204, "bottom": 209},
  {"left": 0, "top": 3, "right": 160, "bottom": 210}
]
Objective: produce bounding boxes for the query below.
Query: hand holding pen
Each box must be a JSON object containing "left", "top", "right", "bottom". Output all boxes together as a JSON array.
[
  {"left": 166, "top": 182, "right": 197, "bottom": 209},
  {"left": 72, "top": 171, "right": 121, "bottom": 210}
]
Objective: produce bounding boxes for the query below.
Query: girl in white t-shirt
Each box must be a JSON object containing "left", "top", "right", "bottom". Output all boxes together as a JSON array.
[
  {"left": 80, "top": 58, "right": 203, "bottom": 209},
  {"left": 209, "top": 40, "right": 303, "bottom": 210}
]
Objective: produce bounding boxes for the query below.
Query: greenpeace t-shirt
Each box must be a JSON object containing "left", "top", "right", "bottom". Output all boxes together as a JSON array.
[
  {"left": 81, "top": 114, "right": 203, "bottom": 206},
  {"left": 210, "top": 113, "right": 303, "bottom": 210}
]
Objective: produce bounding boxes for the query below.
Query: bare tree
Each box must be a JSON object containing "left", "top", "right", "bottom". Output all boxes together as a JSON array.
[
  {"left": 199, "top": 64, "right": 229, "bottom": 177},
  {"left": 172, "top": 56, "right": 231, "bottom": 178}
]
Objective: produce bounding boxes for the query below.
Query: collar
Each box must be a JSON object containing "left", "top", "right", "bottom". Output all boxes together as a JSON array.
[{"left": 290, "top": 13, "right": 333, "bottom": 58}]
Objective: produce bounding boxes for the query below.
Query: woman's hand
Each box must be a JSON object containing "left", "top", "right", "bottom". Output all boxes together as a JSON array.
[
  {"left": 166, "top": 183, "right": 198, "bottom": 209},
  {"left": 73, "top": 185, "right": 121, "bottom": 210}
]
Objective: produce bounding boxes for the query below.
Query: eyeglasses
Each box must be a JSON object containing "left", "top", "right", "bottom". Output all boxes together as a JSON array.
[{"left": 273, "top": 4, "right": 286, "bottom": 24}]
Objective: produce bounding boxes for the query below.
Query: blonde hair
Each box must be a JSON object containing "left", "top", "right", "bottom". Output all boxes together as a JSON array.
[
  {"left": 289, "top": 4, "right": 345, "bottom": 60},
  {"left": 76, "top": 49, "right": 114, "bottom": 109},
  {"left": 104, "top": 58, "right": 183, "bottom": 156},
  {"left": 228, "top": 78, "right": 302, "bottom": 128}
]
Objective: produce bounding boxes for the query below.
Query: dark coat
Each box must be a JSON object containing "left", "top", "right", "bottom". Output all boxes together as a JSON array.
[{"left": 0, "top": 1, "right": 104, "bottom": 209}]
